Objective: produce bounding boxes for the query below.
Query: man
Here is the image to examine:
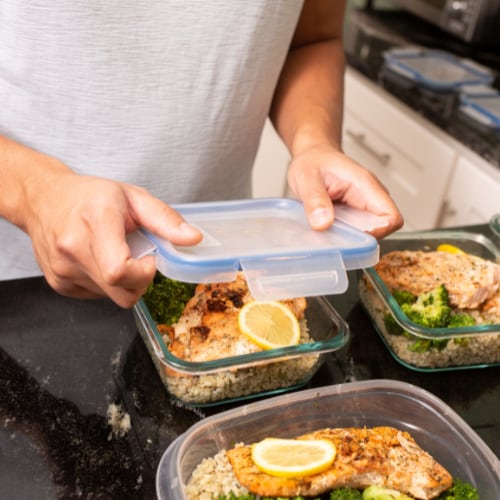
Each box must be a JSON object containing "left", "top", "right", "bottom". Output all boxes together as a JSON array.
[{"left": 0, "top": 1, "right": 402, "bottom": 307}]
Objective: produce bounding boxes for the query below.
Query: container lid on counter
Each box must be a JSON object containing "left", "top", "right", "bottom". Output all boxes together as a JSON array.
[
  {"left": 383, "top": 48, "right": 494, "bottom": 91},
  {"left": 458, "top": 91, "right": 500, "bottom": 129},
  {"left": 128, "top": 198, "right": 381, "bottom": 300}
]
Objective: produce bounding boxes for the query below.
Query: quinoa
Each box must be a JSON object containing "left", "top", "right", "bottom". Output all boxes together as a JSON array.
[
  {"left": 359, "top": 279, "right": 500, "bottom": 369},
  {"left": 185, "top": 445, "right": 248, "bottom": 500},
  {"left": 137, "top": 316, "right": 320, "bottom": 405}
]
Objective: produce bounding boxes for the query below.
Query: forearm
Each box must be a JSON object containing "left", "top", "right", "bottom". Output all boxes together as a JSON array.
[
  {"left": 270, "top": 38, "right": 345, "bottom": 157},
  {"left": 269, "top": 0, "right": 347, "bottom": 157},
  {"left": 0, "top": 134, "right": 71, "bottom": 231}
]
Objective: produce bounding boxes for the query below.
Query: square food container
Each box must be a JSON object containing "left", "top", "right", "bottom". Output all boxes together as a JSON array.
[
  {"left": 134, "top": 293, "right": 349, "bottom": 407},
  {"left": 156, "top": 379, "right": 500, "bottom": 500},
  {"left": 359, "top": 230, "right": 500, "bottom": 371},
  {"left": 382, "top": 48, "right": 493, "bottom": 91},
  {"left": 131, "top": 198, "right": 381, "bottom": 405},
  {"left": 128, "top": 198, "right": 380, "bottom": 301}
]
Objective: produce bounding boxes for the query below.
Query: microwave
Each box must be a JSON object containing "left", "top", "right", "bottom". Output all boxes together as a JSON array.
[{"left": 389, "top": 0, "right": 500, "bottom": 45}]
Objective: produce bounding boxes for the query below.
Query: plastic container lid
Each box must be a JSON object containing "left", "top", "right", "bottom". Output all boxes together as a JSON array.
[
  {"left": 128, "top": 198, "right": 381, "bottom": 300},
  {"left": 459, "top": 92, "right": 500, "bottom": 129},
  {"left": 383, "top": 48, "right": 493, "bottom": 91}
]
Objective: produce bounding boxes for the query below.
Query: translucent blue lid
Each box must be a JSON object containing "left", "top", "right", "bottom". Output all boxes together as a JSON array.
[
  {"left": 459, "top": 92, "right": 500, "bottom": 129},
  {"left": 383, "top": 48, "right": 493, "bottom": 90},
  {"left": 128, "top": 198, "right": 381, "bottom": 300}
]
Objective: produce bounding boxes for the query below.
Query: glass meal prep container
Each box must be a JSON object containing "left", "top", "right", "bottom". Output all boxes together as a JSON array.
[
  {"left": 156, "top": 379, "right": 500, "bottom": 500},
  {"left": 359, "top": 230, "right": 500, "bottom": 372},
  {"left": 131, "top": 198, "right": 382, "bottom": 406},
  {"left": 134, "top": 293, "right": 349, "bottom": 407}
]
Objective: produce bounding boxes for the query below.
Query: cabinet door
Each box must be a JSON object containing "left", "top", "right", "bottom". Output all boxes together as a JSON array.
[
  {"left": 343, "top": 68, "right": 456, "bottom": 231},
  {"left": 439, "top": 156, "right": 500, "bottom": 227}
]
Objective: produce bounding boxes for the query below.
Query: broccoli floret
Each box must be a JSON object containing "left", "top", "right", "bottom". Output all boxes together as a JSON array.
[
  {"left": 447, "top": 313, "right": 476, "bottom": 328},
  {"left": 362, "top": 485, "right": 412, "bottom": 499},
  {"left": 383, "top": 289, "right": 417, "bottom": 336},
  {"left": 408, "top": 337, "right": 449, "bottom": 353},
  {"left": 392, "top": 289, "right": 417, "bottom": 306},
  {"left": 435, "top": 478, "right": 479, "bottom": 499},
  {"left": 142, "top": 272, "right": 196, "bottom": 325},
  {"left": 329, "top": 488, "right": 363, "bottom": 499},
  {"left": 402, "top": 284, "right": 451, "bottom": 328},
  {"left": 383, "top": 312, "right": 405, "bottom": 336}
]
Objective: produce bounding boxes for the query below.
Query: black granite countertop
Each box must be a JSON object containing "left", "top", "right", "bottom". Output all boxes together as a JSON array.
[{"left": 1, "top": 224, "right": 499, "bottom": 499}]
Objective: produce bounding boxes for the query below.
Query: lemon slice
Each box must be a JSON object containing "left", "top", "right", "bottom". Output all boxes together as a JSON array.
[
  {"left": 251, "top": 437, "right": 336, "bottom": 478},
  {"left": 437, "top": 243, "right": 465, "bottom": 255},
  {"left": 238, "top": 301, "right": 300, "bottom": 350}
]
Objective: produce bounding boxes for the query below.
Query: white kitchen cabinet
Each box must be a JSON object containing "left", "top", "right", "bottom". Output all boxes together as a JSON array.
[
  {"left": 253, "top": 67, "right": 500, "bottom": 230},
  {"left": 438, "top": 154, "right": 500, "bottom": 227},
  {"left": 343, "top": 67, "right": 457, "bottom": 231}
]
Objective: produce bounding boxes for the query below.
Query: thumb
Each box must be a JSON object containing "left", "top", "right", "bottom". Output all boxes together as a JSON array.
[
  {"left": 124, "top": 184, "right": 203, "bottom": 246},
  {"left": 293, "top": 171, "right": 334, "bottom": 231}
]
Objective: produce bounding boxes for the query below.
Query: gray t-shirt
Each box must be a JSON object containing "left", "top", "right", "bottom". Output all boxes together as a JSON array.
[{"left": 0, "top": 0, "right": 303, "bottom": 279}]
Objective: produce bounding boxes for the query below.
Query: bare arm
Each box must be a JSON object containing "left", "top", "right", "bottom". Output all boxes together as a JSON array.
[
  {"left": 0, "top": 135, "right": 201, "bottom": 307},
  {"left": 270, "top": 0, "right": 403, "bottom": 238}
]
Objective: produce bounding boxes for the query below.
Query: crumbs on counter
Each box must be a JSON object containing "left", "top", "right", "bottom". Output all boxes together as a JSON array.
[{"left": 106, "top": 403, "right": 131, "bottom": 439}]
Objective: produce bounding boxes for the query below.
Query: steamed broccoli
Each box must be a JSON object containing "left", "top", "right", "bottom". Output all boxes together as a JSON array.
[
  {"left": 447, "top": 313, "right": 476, "bottom": 328},
  {"left": 392, "top": 289, "right": 417, "bottom": 306},
  {"left": 435, "top": 478, "right": 479, "bottom": 499},
  {"left": 330, "top": 488, "right": 363, "bottom": 499},
  {"left": 401, "top": 284, "right": 451, "bottom": 328},
  {"left": 142, "top": 272, "right": 196, "bottom": 324},
  {"left": 362, "top": 485, "right": 412, "bottom": 499},
  {"left": 382, "top": 284, "right": 478, "bottom": 353},
  {"left": 407, "top": 337, "right": 449, "bottom": 353},
  {"left": 382, "top": 290, "right": 417, "bottom": 335},
  {"left": 383, "top": 312, "right": 404, "bottom": 336}
]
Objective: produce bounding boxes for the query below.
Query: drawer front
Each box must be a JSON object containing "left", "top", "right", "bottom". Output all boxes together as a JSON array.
[
  {"left": 344, "top": 69, "right": 456, "bottom": 169},
  {"left": 343, "top": 69, "right": 457, "bottom": 230},
  {"left": 342, "top": 111, "right": 454, "bottom": 231},
  {"left": 440, "top": 156, "right": 500, "bottom": 227}
]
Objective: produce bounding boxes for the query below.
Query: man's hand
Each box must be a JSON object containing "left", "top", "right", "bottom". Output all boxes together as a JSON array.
[
  {"left": 287, "top": 146, "right": 403, "bottom": 239},
  {"left": 20, "top": 167, "right": 202, "bottom": 308}
]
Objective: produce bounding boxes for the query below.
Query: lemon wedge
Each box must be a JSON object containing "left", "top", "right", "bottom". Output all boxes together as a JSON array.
[
  {"left": 238, "top": 300, "right": 301, "bottom": 350},
  {"left": 437, "top": 243, "right": 465, "bottom": 255},
  {"left": 251, "top": 437, "right": 336, "bottom": 478}
]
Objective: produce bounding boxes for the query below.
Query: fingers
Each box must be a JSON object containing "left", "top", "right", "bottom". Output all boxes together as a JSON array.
[
  {"left": 124, "top": 184, "right": 203, "bottom": 246},
  {"left": 289, "top": 166, "right": 335, "bottom": 231},
  {"left": 289, "top": 150, "right": 404, "bottom": 238}
]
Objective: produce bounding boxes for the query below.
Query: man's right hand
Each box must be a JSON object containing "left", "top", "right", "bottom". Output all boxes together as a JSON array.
[{"left": 1, "top": 136, "right": 202, "bottom": 308}]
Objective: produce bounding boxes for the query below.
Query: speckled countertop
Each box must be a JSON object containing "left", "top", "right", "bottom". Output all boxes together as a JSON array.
[{"left": 1, "top": 224, "right": 499, "bottom": 499}]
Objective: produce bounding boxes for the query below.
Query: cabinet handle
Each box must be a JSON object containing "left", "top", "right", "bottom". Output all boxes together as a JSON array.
[{"left": 346, "top": 129, "right": 391, "bottom": 166}]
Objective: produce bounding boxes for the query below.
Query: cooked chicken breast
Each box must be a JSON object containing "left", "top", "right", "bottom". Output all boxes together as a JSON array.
[
  {"left": 226, "top": 426, "right": 452, "bottom": 499},
  {"left": 168, "top": 272, "right": 307, "bottom": 362},
  {"left": 374, "top": 250, "right": 500, "bottom": 309}
]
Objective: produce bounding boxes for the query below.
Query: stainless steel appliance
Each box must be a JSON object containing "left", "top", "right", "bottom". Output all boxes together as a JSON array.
[{"left": 389, "top": 0, "right": 500, "bottom": 44}]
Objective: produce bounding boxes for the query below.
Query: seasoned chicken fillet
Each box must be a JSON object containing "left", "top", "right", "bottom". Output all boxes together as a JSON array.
[
  {"left": 374, "top": 250, "right": 500, "bottom": 309},
  {"left": 167, "top": 272, "right": 307, "bottom": 362},
  {"left": 227, "top": 426, "right": 452, "bottom": 499}
]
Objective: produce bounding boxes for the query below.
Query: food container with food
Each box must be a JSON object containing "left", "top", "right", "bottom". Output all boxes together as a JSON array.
[
  {"left": 458, "top": 87, "right": 500, "bottom": 130},
  {"left": 382, "top": 48, "right": 494, "bottom": 91},
  {"left": 156, "top": 379, "right": 500, "bottom": 500},
  {"left": 134, "top": 291, "right": 349, "bottom": 407},
  {"left": 131, "top": 198, "right": 382, "bottom": 406},
  {"left": 359, "top": 230, "right": 500, "bottom": 372},
  {"left": 490, "top": 213, "right": 500, "bottom": 247}
]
